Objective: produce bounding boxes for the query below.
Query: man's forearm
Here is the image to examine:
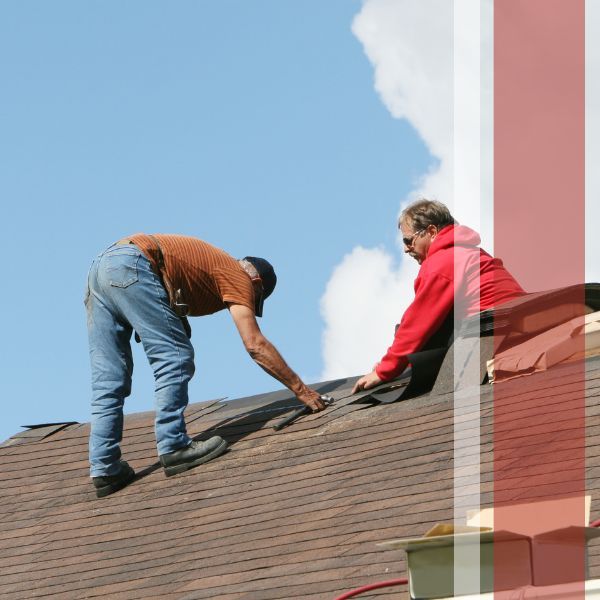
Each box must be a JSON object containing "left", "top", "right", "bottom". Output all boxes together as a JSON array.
[{"left": 247, "top": 337, "right": 308, "bottom": 396}]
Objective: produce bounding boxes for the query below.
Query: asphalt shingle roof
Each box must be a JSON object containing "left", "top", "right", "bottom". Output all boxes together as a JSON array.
[{"left": 2, "top": 352, "right": 600, "bottom": 599}]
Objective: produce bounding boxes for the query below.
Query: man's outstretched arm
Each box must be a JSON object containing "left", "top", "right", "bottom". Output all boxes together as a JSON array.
[{"left": 227, "top": 303, "right": 325, "bottom": 412}]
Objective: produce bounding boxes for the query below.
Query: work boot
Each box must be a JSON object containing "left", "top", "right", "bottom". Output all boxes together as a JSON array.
[
  {"left": 93, "top": 460, "right": 136, "bottom": 498},
  {"left": 160, "top": 436, "right": 228, "bottom": 477}
]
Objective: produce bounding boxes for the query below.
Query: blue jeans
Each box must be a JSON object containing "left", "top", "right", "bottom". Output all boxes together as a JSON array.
[{"left": 85, "top": 243, "right": 193, "bottom": 476}]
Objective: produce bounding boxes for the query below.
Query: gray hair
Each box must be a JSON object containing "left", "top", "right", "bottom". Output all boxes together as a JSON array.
[{"left": 399, "top": 199, "right": 456, "bottom": 232}]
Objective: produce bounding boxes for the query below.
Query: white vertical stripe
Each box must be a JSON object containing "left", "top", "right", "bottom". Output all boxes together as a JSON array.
[
  {"left": 586, "top": 0, "right": 600, "bottom": 284},
  {"left": 481, "top": 0, "right": 494, "bottom": 255},
  {"left": 453, "top": 0, "right": 481, "bottom": 227},
  {"left": 453, "top": 0, "right": 485, "bottom": 596}
]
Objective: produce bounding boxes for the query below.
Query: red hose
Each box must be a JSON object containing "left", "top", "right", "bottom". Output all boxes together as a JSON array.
[
  {"left": 333, "top": 520, "right": 600, "bottom": 599},
  {"left": 333, "top": 578, "right": 408, "bottom": 600}
]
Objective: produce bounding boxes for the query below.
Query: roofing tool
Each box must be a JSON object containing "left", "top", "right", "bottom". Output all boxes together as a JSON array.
[{"left": 272, "top": 394, "right": 334, "bottom": 431}]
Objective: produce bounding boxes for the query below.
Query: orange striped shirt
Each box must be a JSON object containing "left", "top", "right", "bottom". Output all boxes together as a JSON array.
[{"left": 128, "top": 234, "right": 255, "bottom": 317}]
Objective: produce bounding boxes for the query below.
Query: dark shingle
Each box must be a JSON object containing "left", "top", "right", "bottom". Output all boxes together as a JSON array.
[{"left": 1, "top": 358, "right": 599, "bottom": 599}]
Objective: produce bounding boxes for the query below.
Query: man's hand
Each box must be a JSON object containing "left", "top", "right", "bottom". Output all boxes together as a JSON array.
[
  {"left": 296, "top": 388, "right": 326, "bottom": 412},
  {"left": 228, "top": 303, "right": 326, "bottom": 412},
  {"left": 352, "top": 370, "right": 383, "bottom": 394}
]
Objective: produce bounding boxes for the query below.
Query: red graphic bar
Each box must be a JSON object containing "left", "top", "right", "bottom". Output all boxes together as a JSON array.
[{"left": 494, "top": 0, "right": 586, "bottom": 598}]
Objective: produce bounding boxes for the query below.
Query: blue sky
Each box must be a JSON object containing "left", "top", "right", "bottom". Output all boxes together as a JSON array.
[{"left": 0, "top": 1, "right": 432, "bottom": 444}]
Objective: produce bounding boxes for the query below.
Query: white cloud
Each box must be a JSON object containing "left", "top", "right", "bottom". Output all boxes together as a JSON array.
[
  {"left": 321, "top": 0, "right": 458, "bottom": 379},
  {"left": 351, "top": 0, "right": 454, "bottom": 203},
  {"left": 321, "top": 0, "right": 598, "bottom": 379},
  {"left": 349, "top": 0, "right": 493, "bottom": 232},
  {"left": 351, "top": 0, "right": 453, "bottom": 157},
  {"left": 320, "top": 246, "right": 418, "bottom": 379}
]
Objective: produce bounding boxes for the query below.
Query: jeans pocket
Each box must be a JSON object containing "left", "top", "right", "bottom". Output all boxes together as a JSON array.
[{"left": 105, "top": 252, "right": 140, "bottom": 288}]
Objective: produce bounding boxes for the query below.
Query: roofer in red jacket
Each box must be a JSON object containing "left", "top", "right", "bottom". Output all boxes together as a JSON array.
[
  {"left": 352, "top": 199, "right": 526, "bottom": 393},
  {"left": 85, "top": 234, "right": 325, "bottom": 498}
]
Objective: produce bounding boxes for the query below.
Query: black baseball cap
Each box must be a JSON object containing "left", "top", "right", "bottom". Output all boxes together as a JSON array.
[{"left": 243, "top": 256, "right": 277, "bottom": 317}]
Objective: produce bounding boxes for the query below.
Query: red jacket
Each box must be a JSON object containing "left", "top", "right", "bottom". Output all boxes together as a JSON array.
[{"left": 375, "top": 224, "right": 526, "bottom": 382}]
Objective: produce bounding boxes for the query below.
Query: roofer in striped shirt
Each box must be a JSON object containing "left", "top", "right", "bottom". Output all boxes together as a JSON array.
[{"left": 85, "top": 234, "right": 325, "bottom": 498}]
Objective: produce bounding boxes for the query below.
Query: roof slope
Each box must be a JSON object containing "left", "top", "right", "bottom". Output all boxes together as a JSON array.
[{"left": 1, "top": 357, "right": 600, "bottom": 599}]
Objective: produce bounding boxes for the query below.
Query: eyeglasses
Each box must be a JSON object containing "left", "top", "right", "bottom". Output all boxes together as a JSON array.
[{"left": 402, "top": 230, "right": 425, "bottom": 248}]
